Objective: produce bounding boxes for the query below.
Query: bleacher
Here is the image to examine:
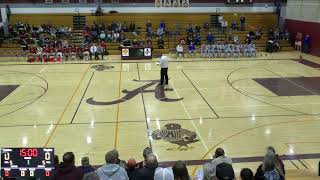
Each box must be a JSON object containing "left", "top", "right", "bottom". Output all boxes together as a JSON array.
[{"left": 0, "top": 12, "right": 294, "bottom": 60}]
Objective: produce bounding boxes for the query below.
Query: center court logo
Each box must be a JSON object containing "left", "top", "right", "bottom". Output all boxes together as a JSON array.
[
  {"left": 86, "top": 79, "right": 183, "bottom": 106},
  {"left": 152, "top": 123, "right": 199, "bottom": 151}
]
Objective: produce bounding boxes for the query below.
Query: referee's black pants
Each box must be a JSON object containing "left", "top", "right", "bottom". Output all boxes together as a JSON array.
[{"left": 160, "top": 68, "right": 168, "bottom": 85}]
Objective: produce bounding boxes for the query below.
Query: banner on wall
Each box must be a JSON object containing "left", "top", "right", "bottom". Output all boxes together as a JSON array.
[{"left": 155, "top": 0, "right": 190, "bottom": 7}]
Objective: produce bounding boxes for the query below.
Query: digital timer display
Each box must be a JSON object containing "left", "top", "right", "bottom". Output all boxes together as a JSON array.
[{"left": 0, "top": 148, "right": 55, "bottom": 178}]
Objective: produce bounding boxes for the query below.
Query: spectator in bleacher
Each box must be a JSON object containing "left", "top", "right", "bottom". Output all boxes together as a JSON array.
[
  {"left": 63, "top": 46, "right": 70, "bottom": 61},
  {"left": 83, "top": 172, "right": 100, "bottom": 180},
  {"left": 172, "top": 161, "right": 190, "bottom": 180},
  {"left": 122, "top": 22, "right": 128, "bottom": 32},
  {"left": 204, "top": 22, "right": 210, "bottom": 31},
  {"left": 159, "top": 21, "right": 166, "bottom": 31},
  {"left": 176, "top": 43, "right": 184, "bottom": 59},
  {"left": 206, "top": 32, "right": 215, "bottom": 44},
  {"left": 187, "top": 35, "right": 194, "bottom": 45},
  {"left": 195, "top": 25, "right": 201, "bottom": 34},
  {"left": 106, "top": 31, "right": 113, "bottom": 42},
  {"left": 101, "top": 40, "right": 108, "bottom": 56},
  {"left": 83, "top": 45, "right": 90, "bottom": 60},
  {"left": 113, "top": 31, "right": 120, "bottom": 42},
  {"left": 98, "top": 22, "right": 106, "bottom": 32},
  {"left": 132, "top": 153, "right": 158, "bottom": 180},
  {"left": 195, "top": 33, "right": 201, "bottom": 45},
  {"left": 255, "top": 28, "right": 263, "bottom": 40},
  {"left": 132, "top": 29, "right": 139, "bottom": 37},
  {"left": 157, "top": 37, "right": 165, "bottom": 49},
  {"left": 98, "top": 43, "right": 105, "bottom": 60},
  {"left": 146, "top": 20, "right": 152, "bottom": 29},
  {"left": 303, "top": 34, "right": 311, "bottom": 53},
  {"left": 231, "top": 21, "right": 238, "bottom": 31},
  {"left": 179, "top": 35, "right": 186, "bottom": 45},
  {"left": 294, "top": 32, "right": 302, "bottom": 51},
  {"left": 221, "top": 20, "right": 228, "bottom": 34},
  {"left": 211, "top": 148, "right": 232, "bottom": 175},
  {"left": 268, "top": 28, "right": 275, "bottom": 37},
  {"left": 53, "top": 152, "right": 84, "bottom": 180},
  {"left": 154, "top": 167, "right": 174, "bottom": 180},
  {"left": 157, "top": 27, "right": 165, "bottom": 37},
  {"left": 70, "top": 45, "right": 77, "bottom": 60},
  {"left": 119, "top": 32, "right": 126, "bottom": 42},
  {"left": 218, "top": 15, "right": 224, "bottom": 31},
  {"left": 79, "top": 156, "right": 95, "bottom": 174},
  {"left": 240, "top": 16, "right": 246, "bottom": 31},
  {"left": 254, "top": 150, "right": 282, "bottom": 180},
  {"left": 83, "top": 30, "right": 91, "bottom": 44},
  {"left": 189, "top": 42, "right": 196, "bottom": 58},
  {"left": 90, "top": 43, "right": 99, "bottom": 60},
  {"left": 62, "top": 39, "right": 68, "bottom": 48},
  {"left": 186, "top": 24, "right": 194, "bottom": 34},
  {"left": 129, "top": 21, "right": 136, "bottom": 32},
  {"left": 147, "top": 26, "right": 153, "bottom": 38},
  {"left": 100, "top": 31, "right": 106, "bottom": 41},
  {"left": 240, "top": 168, "right": 254, "bottom": 180},
  {"left": 77, "top": 46, "right": 84, "bottom": 60},
  {"left": 146, "top": 37, "right": 153, "bottom": 48},
  {"left": 280, "top": 29, "right": 289, "bottom": 41},
  {"left": 96, "top": 150, "right": 129, "bottom": 180}
]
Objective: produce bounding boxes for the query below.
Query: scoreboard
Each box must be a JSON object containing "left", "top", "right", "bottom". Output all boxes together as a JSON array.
[{"left": 0, "top": 148, "right": 55, "bottom": 178}]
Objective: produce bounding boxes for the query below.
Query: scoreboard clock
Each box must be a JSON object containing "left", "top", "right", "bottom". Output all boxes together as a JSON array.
[{"left": 0, "top": 148, "right": 55, "bottom": 178}]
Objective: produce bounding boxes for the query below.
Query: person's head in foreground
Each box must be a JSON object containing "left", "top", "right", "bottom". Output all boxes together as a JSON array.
[{"left": 172, "top": 160, "right": 189, "bottom": 180}]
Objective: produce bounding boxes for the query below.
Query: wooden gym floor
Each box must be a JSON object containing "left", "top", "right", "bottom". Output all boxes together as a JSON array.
[{"left": 0, "top": 52, "right": 320, "bottom": 175}]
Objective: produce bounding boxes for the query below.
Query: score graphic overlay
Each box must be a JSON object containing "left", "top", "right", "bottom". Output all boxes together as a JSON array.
[{"left": 0, "top": 148, "right": 54, "bottom": 178}]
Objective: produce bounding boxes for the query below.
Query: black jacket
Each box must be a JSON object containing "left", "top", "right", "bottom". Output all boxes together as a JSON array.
[{"left": 132, "top": 167, "right": 156, "bottom": 180}]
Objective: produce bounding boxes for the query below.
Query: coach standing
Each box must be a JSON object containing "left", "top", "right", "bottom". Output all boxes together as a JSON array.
[{"left": 159, "top": 55, "right": 169, "bottom": 86}]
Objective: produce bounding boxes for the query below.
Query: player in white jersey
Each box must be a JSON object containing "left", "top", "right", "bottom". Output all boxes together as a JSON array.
[
  {"left": 219, "top": 43, "right": 225, "bottom": 57},
  {"left": 250, "top": 43, "right": 257, "bottom": 57},
  {"left": 200, "top": 44, "right": 206, "bottom": 58},
  {"left": 213, "top": 43, "right": 220, "bottom": 58},
  {"left": 224, "top": 44, "right": 232, "bottom": 58},
  {"left": 208, "top": 44, "right": 215, "bottom": 59},
  {"left": 233, "top": 44, "right": 240, "bottom": 58},
  {"left": 243, "top": 44, "right": 251, "bottom": 57},
  {"left": 205, "top": 44, "right": 211, "bottom": 58}
]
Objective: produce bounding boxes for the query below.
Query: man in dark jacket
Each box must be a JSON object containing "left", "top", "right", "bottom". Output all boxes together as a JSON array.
[
  {"left": 53, "top": 152, "right": 84, "bottom": 180},
  {"left": 132, "top": 153, "right": 158, "bottom": 180}
]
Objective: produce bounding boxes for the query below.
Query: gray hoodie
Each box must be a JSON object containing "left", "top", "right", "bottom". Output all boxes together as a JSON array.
[{"left": 96, "top": 164, "right": 129, "bottom": 180}]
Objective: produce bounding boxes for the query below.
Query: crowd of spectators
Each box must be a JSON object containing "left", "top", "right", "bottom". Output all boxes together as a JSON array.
[
  {"left": 27, "top": 42, "right": 108, "bottom": 62},
  {"left": 6, "top": 18, "right": 297, "bottom": 62},
  {"left": 47, "top": 146, "right": 285, "bottom": 180},
  {"left": 83, "top": 21, "right": 132, "bottom": 44},
  {"left": 8, "top": 22, "right": 72, "bottom": 51}
]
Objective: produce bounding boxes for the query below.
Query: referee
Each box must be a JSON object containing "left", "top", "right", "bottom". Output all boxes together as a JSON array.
[{"left": 159, "top": 55, "right": 169, "bottom": 86}]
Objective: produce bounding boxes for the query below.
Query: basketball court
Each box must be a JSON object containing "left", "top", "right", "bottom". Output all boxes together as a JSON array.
[{"left": 0, "top": 52, "right": 320, "bottom": 174}]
